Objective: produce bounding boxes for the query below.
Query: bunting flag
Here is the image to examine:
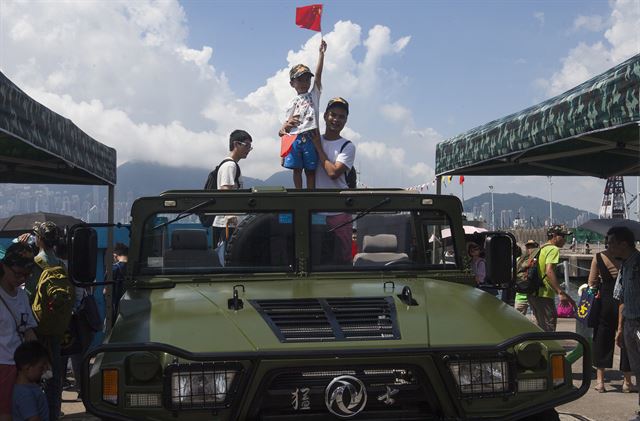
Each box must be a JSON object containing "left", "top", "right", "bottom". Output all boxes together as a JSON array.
[
  {"left": 447, "top": 175, "right": 453, "bottom": 183},
  {"left": 296, "top": 4, "right": 323, "bottom": 32},
  {"left": 459, "top": 175, "right": 465, "bottom": 185}
]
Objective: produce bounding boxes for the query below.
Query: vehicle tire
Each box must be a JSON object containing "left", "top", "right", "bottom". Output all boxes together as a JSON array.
[
  {"left": 225, "top": 213, "right": 294, "bottom": 267},
  {"left": 518, "top": 408, "right": 560, "bottom": 421}
]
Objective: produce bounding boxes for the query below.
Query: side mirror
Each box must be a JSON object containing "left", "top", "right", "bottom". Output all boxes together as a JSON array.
[
  {"left": 483, "top": 233, "right": 516, "bottom": 288},
  {"left": 68, "top": 226, "right": 97, "bottom": 286}
]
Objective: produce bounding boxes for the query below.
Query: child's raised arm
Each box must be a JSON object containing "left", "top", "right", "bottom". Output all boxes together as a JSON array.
[{"left": 315, "top": 39, "right": 327, "bottom": 91}]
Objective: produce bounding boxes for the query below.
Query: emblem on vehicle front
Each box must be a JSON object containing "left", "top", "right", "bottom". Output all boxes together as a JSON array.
[{"left": 325, "top": 375, "right": 367, "bottom": 418}]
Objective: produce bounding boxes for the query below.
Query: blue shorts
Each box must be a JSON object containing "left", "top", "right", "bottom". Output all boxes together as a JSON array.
[{"left": 283, "top": 132, "right": 318, "bottom": 171}]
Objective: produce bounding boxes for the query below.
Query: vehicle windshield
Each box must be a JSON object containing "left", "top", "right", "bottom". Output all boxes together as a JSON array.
[{"left": 137, "top": 208, "right": 458, "bottom": 275}]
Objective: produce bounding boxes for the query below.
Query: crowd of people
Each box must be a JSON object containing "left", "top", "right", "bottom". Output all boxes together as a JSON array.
[
  {"left": 509, "top": 225, "right": 640, "bottom": 418},
  {"left": 0, "top": 222, "right": 116, "bottom": 421}
]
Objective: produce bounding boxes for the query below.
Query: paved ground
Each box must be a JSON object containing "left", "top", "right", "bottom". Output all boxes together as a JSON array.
[
  {"left": 556, "top": 318, "right": 638, "bottom": 421},
  {"left": 61, "top": 318, "right": 638, "bottom": 421}
]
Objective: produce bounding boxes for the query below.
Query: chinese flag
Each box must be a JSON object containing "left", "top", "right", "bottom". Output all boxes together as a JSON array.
[
  {"left": 459, "top": 175, "right": 465, "bottom": 185},
  {"left": 296, "top": 4, "right": 323, "bottom": 32}
]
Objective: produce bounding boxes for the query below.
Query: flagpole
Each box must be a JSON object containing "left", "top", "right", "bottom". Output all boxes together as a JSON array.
[{"left": 462, "top": 182, "right": 465, "bottom": 209}]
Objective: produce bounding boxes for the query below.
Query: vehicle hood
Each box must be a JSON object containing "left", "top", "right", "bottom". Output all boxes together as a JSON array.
[{"left": 111, "top": 277, "right": 539, "bottom": 353}]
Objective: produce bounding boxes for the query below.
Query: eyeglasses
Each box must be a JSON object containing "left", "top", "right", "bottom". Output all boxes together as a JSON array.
[
  {"left": 236, "top": 141, "right": 253, "bottom": 150},
  {"left": 7, "top": 266, "right": 32, "bottom": 280}
]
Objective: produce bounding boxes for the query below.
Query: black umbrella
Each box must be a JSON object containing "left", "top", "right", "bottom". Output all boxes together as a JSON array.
[
  {"left": 0, "top": 212, "right": 85, "bottom": 235},
  {"left": 579, "top": 218, "right": 640, "bottom": 239}
]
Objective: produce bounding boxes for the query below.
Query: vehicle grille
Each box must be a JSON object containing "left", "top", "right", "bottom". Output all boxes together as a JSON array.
[
  {"left": 250, "top": 365, "right": 440, "bottom": 420},
  {"left": 250, "top": 297, "right": 400, "bottom": 343}
]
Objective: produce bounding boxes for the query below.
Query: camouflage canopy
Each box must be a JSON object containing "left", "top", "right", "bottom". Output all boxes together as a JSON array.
[
  {"left": 436, "top": 54, "right": 640, "bottom": 178},
  {"left": 0, "top": 71, "right": 116, "bottom": 185}
]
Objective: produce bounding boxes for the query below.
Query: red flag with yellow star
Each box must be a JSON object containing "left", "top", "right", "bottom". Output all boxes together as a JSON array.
[{"left": 296, "top": 4, "right": 323, "bottom": 32}]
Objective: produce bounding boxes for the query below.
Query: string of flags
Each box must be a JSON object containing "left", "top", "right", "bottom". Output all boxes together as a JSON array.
[{"left": 404, "top": 175, "right": 465, "bottom": 192}]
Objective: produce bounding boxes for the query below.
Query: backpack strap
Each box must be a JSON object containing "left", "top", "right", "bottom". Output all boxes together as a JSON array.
[
  {"left": 338, "top": 140, "right": 352, "bottom": 185},
  {"left": 0, "top": 292, "right": 21, "bottom": 338},
  {"left": 339, "top": 140, "right": 351, "bottom": 153},
  {"left": 219, "top": 158, "right": 241, "bottom": 188},
  {"left": 532, "top": 244, "right": 553, "bottom": 281}
]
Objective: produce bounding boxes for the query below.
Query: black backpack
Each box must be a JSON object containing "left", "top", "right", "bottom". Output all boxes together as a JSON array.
[
  {"left": 204, "top": 158, "right": 240, "bottom": 190},
  {"left": 515, "top": 245, "right": 549, "bottom": 295},
  {"left": 339, "top": 141, "right": 357, "bottom": 189},
  {"left": 199, "top": 158, "right": 241, "bottom": 226}
]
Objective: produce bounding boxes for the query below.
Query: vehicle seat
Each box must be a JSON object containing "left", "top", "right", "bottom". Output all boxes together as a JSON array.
[
  {"left": 353, "top": 234, "right": 409, "bottom": 267},
  {"left": 164, "top": 229, "right": 220, "bottom": 268}
]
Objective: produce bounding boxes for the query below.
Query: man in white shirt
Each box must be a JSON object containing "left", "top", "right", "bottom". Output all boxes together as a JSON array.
[
  {"left": 312, "top": 97, "right": 356, "bottom": 264},
  {"left": 312, "top": 97, "right": 355, "bottom": 189},
  {"left": 212, "top": 130, "right": 253, "bottom": 247}
]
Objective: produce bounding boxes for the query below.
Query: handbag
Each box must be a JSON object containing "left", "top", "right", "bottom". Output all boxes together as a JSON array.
[
  {"left": 557, "top": 300, "right": 575, "bottom": 318},
  {"left": 576, "top": 253, "right": 611, "bottom": 327},
  {"left": 576, "top": 287, "right": 598, "bottom": 326}
]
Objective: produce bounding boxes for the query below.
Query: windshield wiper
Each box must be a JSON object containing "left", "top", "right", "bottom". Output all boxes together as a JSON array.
[
  {"left": 329, "top": 197, "right": 391, "bottom": 232},
  {"left": 152, "top": 198, "right": 217, "bottom": 230}
]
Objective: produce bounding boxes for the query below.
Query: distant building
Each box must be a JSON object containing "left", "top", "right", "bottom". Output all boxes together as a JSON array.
[{"left": 481, "top": 202, "right": 491, "bottom": 224}]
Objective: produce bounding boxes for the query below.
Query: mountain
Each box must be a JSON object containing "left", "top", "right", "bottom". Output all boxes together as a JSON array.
[
  {"left": 116, "top": 161, "right": 266, "bottom": 200},
  {"left": 463, "top": 192, "right": 596, "bottom": 228}
]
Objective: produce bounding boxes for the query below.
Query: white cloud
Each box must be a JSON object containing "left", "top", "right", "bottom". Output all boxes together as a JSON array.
[
  {"left": 533, "top": 12, "right": 545, "bottom": 26},
  {"left": 572, "top": 15, "right": 606, "bottom": 32},
  {"left": 0, "top": 0, "right": 438, "bottom": 189},
  {"left": 380, "top": 103, "right": 411, "bottom": 123},
  {"left": 540, "top": 0, "right": 640, "bottom": 96}
]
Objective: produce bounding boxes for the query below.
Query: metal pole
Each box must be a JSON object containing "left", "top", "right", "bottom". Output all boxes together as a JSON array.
[
  {"left": 562, "top": 260, "right": 570, "bottom": 293},
  {"left": 489, "top": 185, "right": 495, "bottom": 230},
  {"left": 105, "top": 184, "right": 115, "bottom": 332},
  {"left": 548, "top": 176, "right": 553, "bottom": 225}
]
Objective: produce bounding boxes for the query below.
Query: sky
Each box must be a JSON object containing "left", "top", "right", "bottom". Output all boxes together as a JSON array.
[{"left": 1, "top": 0, "right": 639, "bottom": 215}]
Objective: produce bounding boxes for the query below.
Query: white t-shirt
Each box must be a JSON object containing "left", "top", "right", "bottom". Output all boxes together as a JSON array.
[
  {"left": 213, "top": 159, "right": 244, "bottom": 228},
  {"left": 283, "top": 84, "right": 321, "bottom": 135},
  {"left": 0, "top": 287, "right": 37, "bottom": 364},
  {"left": 315, "top": 136, "right": 356, "bottom": 189},
  {"left": 216, "top": 160, "right": 241, "bottom": 189}
]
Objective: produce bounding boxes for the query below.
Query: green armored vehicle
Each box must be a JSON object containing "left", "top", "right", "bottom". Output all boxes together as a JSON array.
[{"left": 69, "top": 188, "right": 589, "bottom": 420}]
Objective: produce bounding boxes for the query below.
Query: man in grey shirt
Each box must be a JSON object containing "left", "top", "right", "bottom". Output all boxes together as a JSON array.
[{"left": 612, "top": 226, "right": 640, "bottom": 415}]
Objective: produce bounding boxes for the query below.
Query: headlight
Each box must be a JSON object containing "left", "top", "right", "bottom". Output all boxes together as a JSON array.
[
  {"left": 448, "top": 359, "right": 511, "bottom": 396},
  {"left": 165, "top": 363, "right": 242, "bottom": 410}
]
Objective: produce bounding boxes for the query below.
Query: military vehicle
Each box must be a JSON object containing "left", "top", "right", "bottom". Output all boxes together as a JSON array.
[{"left": 69, "top": 188, "right": 589, "bottom": 420}]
